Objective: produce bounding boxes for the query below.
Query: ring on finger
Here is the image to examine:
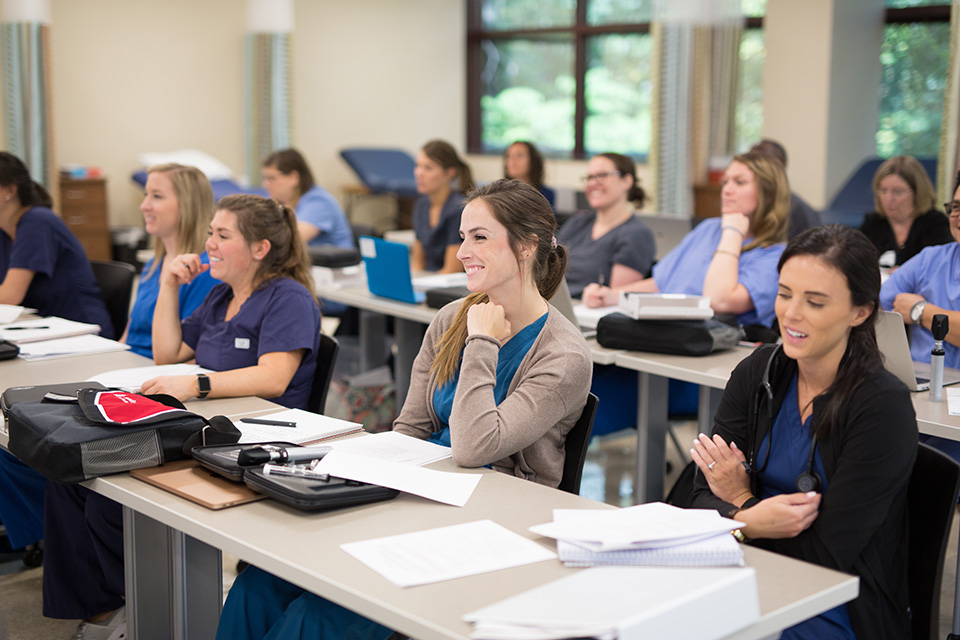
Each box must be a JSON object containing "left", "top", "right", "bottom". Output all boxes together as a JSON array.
[{"left": 708, "top": 461, "right": 717, "bottom": 470}]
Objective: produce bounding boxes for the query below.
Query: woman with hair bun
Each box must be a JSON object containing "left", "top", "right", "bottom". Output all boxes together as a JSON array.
[
  {"left": 0, "top": 152, "right": 113, "bottom": 336},
  {"left": 557, "top": 152, "right": 655, "bottom": 298},
  {"left": 411, "top": 139, "right": 474, "bottom": 273},
  {"left": 42, "top": 195, "right": 322, "bottom": 639},
  {"left": 215, "top": 179, "right": 593, "bottom": 640}
]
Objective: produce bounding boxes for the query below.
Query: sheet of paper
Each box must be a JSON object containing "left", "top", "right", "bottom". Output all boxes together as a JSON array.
[
  {"left": 17, "top": 335, "right": 130, "bottom": 361},
  {"left": 0, "top": 305, "right": 27, "bottom": 324},
  {"left": 572, "top": 304, "right": 618, "bottom": 329},
  {"left": 412, "top": 272, "right": 468, "bottom": 292},
  {"left": 87, "top": 364, "right": 211, "bottom": 392},
  {"left": 529, "top": 502, "right": 743, "bottom": 552},
  {"left": 341, "top": 519, "right": 556, "bottom": 588},
  {"left": 312, "top": 449, "right": 480, "bottom": 506},
  {"left": 1, "top": 316, "right": 101, "bottom": 343},
  {"left": 232, "top": 408, "right": 362, "bottom": 445},
  {"left": 948, "top": 388, "right": 960, "bottom": 415},
  {"left": 327, "top": 431, "right": 452, "bottom": 466}
]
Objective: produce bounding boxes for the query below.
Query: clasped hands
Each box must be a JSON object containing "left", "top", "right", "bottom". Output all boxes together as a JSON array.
[{"left": 691, "top": 432, "right": 820, "bottom": 539}]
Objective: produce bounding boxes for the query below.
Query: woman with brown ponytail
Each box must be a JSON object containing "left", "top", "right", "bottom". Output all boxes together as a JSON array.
[
  {"left": 40, "top": 195, "right": 322, "bottom": 640},
  {"left": 411, "top": 139, "right": 474, "bottom": 273},
  {"left": 214, "top": 180, "right": 593, "bottom": 640}
]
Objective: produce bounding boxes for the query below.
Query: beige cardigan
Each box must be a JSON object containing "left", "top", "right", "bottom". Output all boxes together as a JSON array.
[{"left": 394, "top": 301, "right": 593, "bottom": 487}]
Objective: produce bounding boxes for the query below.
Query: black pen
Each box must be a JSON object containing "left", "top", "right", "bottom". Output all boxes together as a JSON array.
[
  {"left": 4, "top": 326, "right": 47, "bottom": 331},
  {"left": 240, "top": 417, "right": 298, "bottom": 428}
]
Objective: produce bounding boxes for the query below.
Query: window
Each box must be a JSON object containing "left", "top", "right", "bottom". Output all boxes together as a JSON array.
[
  {"left": 877, "top": 1, "right": 951, "bottom": 157},
  {"left": 468, "top": 1, "right": 766, "bottom": 159}
]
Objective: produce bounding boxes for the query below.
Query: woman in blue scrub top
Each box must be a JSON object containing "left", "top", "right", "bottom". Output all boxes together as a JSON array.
[
  {"left": 142, "top": 193, "right": 322, "bottom": 406},
  {"left": 411, "top": 139, "right": 474, "bottom": 273},
  {"left": 40, "top": 195, "right": 321, "bottom": 639},
  {"left": 690, "top": 226, "right": 916, "bottom": 640},
  {"left": 582, "top": 151, "right": 789, "bottom": 327},
  {"left": 122, "top": 163, "right": 218, "bottom": 358},
  {"left": 0, "top": 152, "right": 112, "bottom": 336},
  {"left": 261, "top": 148, "right": 354, "bottom": 250},
  {"left": 214, "top": 179, "right": 593, "bottom": 640}
]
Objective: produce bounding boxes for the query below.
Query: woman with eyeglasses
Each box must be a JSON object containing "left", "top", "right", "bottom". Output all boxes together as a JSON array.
[
  {"left": 556, "top": 152, "right": 655, "bottom": 298},
  {"left": 859, "top": 155, "right": 951, "bottom": 269},
  {"left": 583, "top": 152, "right": 788, "bottom": 327}
]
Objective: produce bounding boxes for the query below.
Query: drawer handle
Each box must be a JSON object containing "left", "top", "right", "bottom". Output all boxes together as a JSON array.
[
  {"left": 67, "top": 215, "right": 89, "bottom": 225},
  {"left": 65, "top": 189, "right": 89, "bottom": 199}
]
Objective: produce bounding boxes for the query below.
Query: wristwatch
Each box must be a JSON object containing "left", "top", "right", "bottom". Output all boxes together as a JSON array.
[
  {"left": 196, "top": 373, "right": 211, "bottom": 399},
  {"left": 910, "top": 299, "right": 928, "bottom": 324}
]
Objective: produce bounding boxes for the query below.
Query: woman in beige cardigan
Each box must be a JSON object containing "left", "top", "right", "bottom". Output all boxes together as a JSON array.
[{"left": 216, "top": 178, "right": 593, "bottom": 640}]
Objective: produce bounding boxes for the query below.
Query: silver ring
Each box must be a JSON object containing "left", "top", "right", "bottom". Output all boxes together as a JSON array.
[{"left": 708, "top": 461, "right": 717, "bottom": 470}]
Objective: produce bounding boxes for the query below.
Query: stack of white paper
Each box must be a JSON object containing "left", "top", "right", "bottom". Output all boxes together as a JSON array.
[
  {"left": 530, "top": 503, "right": 744, "bottom": 567},
  {"left": 0, "top": 304, "right": 28, "bottom": 324},
  {"left": 412, "top": 272, "right": 468, "bottom": 292},
  {"left": 572, "top": 304, "right": 619, "bottom": 330},
  {"left": 1, "top": 316, "right": 101, "bottom": 344},
  {"left": 464, "top": 565, "right": 760, "bottom": 640},
  {"left": 327, "top": 431, "right": 452, "bottom": 466},
  {"left": 17, "top": 335, "right": 130, "bottom": 361},
  {"left": 618, "top": 292, "right": 714, "bottom": 320},
  {"left": 233, "top": 408, "right": 363, "bottom": 445}
]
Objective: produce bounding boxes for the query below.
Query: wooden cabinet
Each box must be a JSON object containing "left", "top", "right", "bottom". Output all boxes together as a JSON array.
[
  {"left": 693, "top": 183, "right": 722, "bottom": 220},
  {"left": 60, "top": 177, "right": 111, "bottom": 261}
]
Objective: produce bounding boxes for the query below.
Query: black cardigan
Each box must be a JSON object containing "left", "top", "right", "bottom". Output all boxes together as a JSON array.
[
  {"left": 690, "top": 345, "right": 917, "bottom": 640},
  {"left": 859, "top": 208, "right": 953, "bottom": 266}
]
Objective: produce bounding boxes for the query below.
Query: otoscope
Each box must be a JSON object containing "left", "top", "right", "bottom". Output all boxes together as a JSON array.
[
  {"left": 930, "top": 314, "right": 949, "bottom": 402},
  {"left": 237, "top": 445, "right": 331, "bottom": 466}
]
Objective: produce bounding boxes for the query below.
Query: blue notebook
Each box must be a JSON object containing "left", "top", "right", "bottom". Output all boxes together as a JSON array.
[{"left": 359, "top": 236, "right": 425, "bottom": 305}]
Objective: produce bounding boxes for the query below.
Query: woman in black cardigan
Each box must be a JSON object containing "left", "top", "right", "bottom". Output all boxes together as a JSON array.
[{"left": 689, "top": 225, "right": 917, "bottom": 640}]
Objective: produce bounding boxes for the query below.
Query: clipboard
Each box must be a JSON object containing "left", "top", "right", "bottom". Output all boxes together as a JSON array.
[{"left": 130, "top": 459, "right": 267, "bottom": 510}]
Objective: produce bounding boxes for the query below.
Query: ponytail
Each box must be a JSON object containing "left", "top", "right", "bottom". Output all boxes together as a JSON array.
[
  {"left": 430, "top": 179, "right": 564, "bottom": 386},
  {"left": 422, "top": 139, "right": 474, "bottom": 195}
]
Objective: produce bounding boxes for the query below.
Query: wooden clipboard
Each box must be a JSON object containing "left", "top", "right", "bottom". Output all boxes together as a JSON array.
[{"left": 131, "top": 459, "right": 266, "bottom": 510}]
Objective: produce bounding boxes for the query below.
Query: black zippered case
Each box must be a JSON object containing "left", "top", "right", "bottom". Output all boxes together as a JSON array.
[
  {"left": 192, "top": 441, "right": 297, "bottom": 482},
  {"left": 243, "top": 464, "right": 400, "bottom": 511}
]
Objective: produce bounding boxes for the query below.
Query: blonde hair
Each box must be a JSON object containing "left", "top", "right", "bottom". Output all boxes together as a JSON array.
[
  {"left": 871, "top": 155, "right": 936, "bottom": 219},
  {"left": 430, "top": 179, "right": 566, "bottom": 386},
  {"left": 215, "top": 194, "right": 316, "bottom": 302},
  {"left": 730, "top": 152, "right": 790, "bottom": 251},
  {"left": 144, "top": 163, "right": 214, "bottom": 277}
]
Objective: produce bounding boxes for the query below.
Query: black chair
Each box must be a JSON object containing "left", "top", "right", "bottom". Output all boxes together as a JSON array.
[
  {"left": 558, "top": 393, "right": 598, "bottom": 495},
  {"left": 306, "top": 333, "right": 340, "bottom": 414},
  {"left": 908, "top": 442, "right": 960, "bottom": 640},
  {"left": 90, "top": 260, "right": 137, "bottom": 339}
]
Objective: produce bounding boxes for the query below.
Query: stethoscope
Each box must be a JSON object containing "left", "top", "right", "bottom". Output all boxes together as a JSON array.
[{"left": 745, "top": 345, "right": 822, "bottom": 493}]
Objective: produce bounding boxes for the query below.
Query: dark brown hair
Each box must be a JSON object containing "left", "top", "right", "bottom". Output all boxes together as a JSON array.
[
  {"left": 0, "top": 152, "right": 50, "bottom": 207},
  {"left": 595, "top": 152, "right": 645, "bottom": 207},
  {"left": 503, "top": 141, "right": 545, "bottom": 190},
  {"left": 422, "top": 140, "right": 475, "bottom": 195},
  {"left": 262, "top": 148, "right": 316, "bottom": 198}
]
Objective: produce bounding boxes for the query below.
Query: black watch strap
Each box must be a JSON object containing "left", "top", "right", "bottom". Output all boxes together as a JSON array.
[{"left": 196, "top": 373, "right": 211, "bottom": 399}]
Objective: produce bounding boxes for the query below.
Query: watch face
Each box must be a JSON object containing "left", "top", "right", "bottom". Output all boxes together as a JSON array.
[{"left": 198, "top": 374, "right": 211, "bottom": 393}]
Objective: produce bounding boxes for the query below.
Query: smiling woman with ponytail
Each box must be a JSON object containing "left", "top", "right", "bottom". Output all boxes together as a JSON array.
[{"left": 214, "top": 179, "right": 593, "bottom": 640}]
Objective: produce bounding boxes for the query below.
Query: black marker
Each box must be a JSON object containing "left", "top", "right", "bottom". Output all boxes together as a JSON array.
[
  {"left": 4, "top": 326, "right": 48, "bottom": 331},
  {"left": 240, "top": 417, "right": 297, "bottom": 428}
]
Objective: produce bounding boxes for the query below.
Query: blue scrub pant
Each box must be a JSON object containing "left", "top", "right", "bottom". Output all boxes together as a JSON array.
[
  {"left": 217, "top": 565, "right": 393, "bottom": 640},
  {"left": 42, "top": 482, "right": 124, "bottom": 619},
  {"left": 0, "top": 449, "right": 45, "bottom": 548}
]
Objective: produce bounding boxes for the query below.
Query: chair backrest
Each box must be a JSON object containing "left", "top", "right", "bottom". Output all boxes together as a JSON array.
[
  {"left": 339, "top": 148, "right": 419, "bottom": 198},
  {"left": 558, "top": 393, "right": 599, "bottom": 495},
  {"left": 90, "top": 260, "right": 137, "bottom": 339},
  {"left": 307, "top": 333, "right": 340, "bottom": 414},
  {"left": 908, "top": 442, "right": 960, "bottom": 640}
]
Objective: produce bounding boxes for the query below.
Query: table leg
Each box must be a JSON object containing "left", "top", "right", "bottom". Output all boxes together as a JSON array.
[
  {"left": 124, "top": 508, "right": 222, "bottom": 640},
  {"left": 358, "top": 310, "right": 388, "bottom": 373},
  {"left": 698, "top": 386, "right": 724, "bottom": 434},
  {"left": 394, "top": 319, "right": 425, "bottom": 409},
  {"left": 635, "top": 373, "right": 670, "bottom": 504}
]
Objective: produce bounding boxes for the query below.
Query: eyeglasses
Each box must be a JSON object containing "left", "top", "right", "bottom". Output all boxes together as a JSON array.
[
  {"left": 944, "top": 201, "right": 960, "bottom": 219},
  {"left": 581, "top": 171, "right": 623, "bottom": 184}
]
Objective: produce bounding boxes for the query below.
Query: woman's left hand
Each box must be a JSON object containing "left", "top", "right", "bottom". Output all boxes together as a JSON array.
[
  {"left": 691, "top": 433, "right": 752, "bottom": 505},
  {"left": 140, "top": 375, "right": 201, "bottom": 402},
  {"left": 892, "top": 292, "right": 924, "bottom": 325},
  {"left": 466, "top": 302, "right": 511, "bottom": 342}
]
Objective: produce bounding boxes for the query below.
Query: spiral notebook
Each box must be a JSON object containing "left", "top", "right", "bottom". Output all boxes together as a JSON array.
[{"left": 558, "top": 533, "right": 744, "bottom": 567}]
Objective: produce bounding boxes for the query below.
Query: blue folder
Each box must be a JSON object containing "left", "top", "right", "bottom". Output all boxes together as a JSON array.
[{"left": 359, "top": 236, "right": 425, "bottom": 305}]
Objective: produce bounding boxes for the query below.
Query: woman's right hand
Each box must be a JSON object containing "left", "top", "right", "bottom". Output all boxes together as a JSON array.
[
  {"left": 582, "top": 283, "right": 616, "bottom": 308},
  {"left": 162, "top": 253, "right": 208, "bottom": 287},
  {"left": 737, "top": 492, "right": 821, "bottom": 539}
]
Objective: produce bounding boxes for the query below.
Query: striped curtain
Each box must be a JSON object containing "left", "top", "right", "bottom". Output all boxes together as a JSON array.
[
  {"left": 1, "top": 21, "right": 55, "bottom": 197},
  {"left": 938, "top": 0, "right": 960, "bottom": 203},
  {"left": 651, "top": 7, "right": 742, "bottom": 214},
  {"left": 245, "top": 32, "right": 292, "bottom": 184}
]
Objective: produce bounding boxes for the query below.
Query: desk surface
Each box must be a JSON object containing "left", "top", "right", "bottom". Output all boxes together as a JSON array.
[{"left": 91, "top": 460, "right": 857, "bottom": 640}]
